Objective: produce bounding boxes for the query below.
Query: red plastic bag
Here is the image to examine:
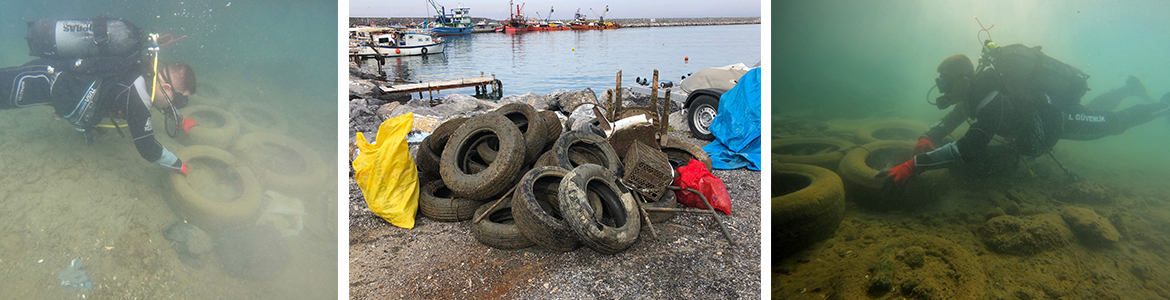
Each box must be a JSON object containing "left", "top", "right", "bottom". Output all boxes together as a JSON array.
[{"left": 673, "top": 158, "right": 731, "bottom": 215}]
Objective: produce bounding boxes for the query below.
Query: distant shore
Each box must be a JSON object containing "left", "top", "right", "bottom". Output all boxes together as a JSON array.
[{"left": 349, "top": 17, "right": 760, "bottom": 28}]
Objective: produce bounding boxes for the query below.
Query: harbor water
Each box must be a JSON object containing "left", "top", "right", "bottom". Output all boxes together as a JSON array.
[
  {"left": 0, "top": 1, "right": 337, "bottom": 299},
  {"left": 360, "top": 24, "right": 761, "bottom": 97}
]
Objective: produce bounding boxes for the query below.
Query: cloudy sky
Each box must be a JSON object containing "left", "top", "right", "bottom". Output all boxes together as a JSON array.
[{"left": 351, "top": 0, "right": 761, "bottom": 19}]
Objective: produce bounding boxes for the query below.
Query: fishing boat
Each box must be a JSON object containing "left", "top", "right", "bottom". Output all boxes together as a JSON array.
[
  {"left": 472, "top": 21, "right": 502, "bottom": 33},
  {"left": 350, "top": 28, "right": 444, "bottom": 57},
  {"left": 427, "top": 1, "right": 474, "bottom": 36},
  {"left": 498, "top": 1, "right": 533, "bottom": 33},
  {"left": 571, "top": 6, "right": 621, "bottom": 30}
]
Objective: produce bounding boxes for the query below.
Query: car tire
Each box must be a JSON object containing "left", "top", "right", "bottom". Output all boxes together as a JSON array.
[
  {"left": 439, "top": 114, "right": 525, "bottom": 201},
  {"left": 686, "top": 94, "right": 718, "bottom": 141},
  {"left": 418, "top": 117, "right": 469, "bottom": 178},
  {"left": 489, "top": 103, "right": 547, "bottom": 165},
  {"left": 773, "top": 163, "right": 845, "bottom": 260},
  {"left": 772, "top": 138, "right": 856, "bottom": 170},
  {"left": 170, "top": 145, "right": 263, "bottom": 230},
  {"left": 182, "top": 105, "right": 241, "bottom": 149},
  {"left": 232, "top": 132, "right": 326, "bottom": 198},
  {"left": 559, "top": 164, "right": 641, "bottom": 255},
  {"left": 230, "top": 102, "right": 289, "bottom": 134},
  {"left": 418, "top": 180, "right": 480, "bottom": 222},
  {"left": 470, "top": 198, "right": 534, "bottom": 250},
  {"left": 853, "top": 120, "right": 928, "bottom": 144},
  {"left": 512, "top": 166, "right": 582, "bottom": 252},
  {"left": 553, "top": 130, "right": 622, "bottom": 176}
]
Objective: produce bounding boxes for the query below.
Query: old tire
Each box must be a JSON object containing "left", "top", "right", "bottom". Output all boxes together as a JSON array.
[
  {"left": 642, "top": 190, "right": 678, "bottom": 224},
  {"left": 772, "top": 138, "right": 855, "bottom": 170},
  {"left": 170, "top": 145, "right": 263, "bottom": 230},
  {"left": 686, "top": 94, "right": 718, "bottom": 141},
  {"left": 534, "top": 150, "right": 557, "bottom": 167},
  {"left": 418, "top": 180, "right": 480, "bottom": 222},
  {"left": 662, "top": 138, "right": 713, "bottom": 170},
  {"left": 489, "top": 103, "right": 547, "bottom": 165},
  {"left": 553, "top": 130, "right": 622, "bottom": 176},
  {"left": 538, "top": 110, "right": 563, "bottom": 151},
  {"left": 773, "top": 163, "right": 845, "bottom": 260},
  {"left": 182, "top": 105, "right": 241, "bottom": 149},
  {"left": 471, "top": 198, "right": 534, "bottom": 250},
  {"left": 440, "top": 114, "right": 525, "bottom": 200},
  {"left": 838, "top": 140, "right": 946, "bottom": 210},
  {"left": 232, "top": 132, "right": 327, "bottom": 198},
  {"left": 415, "top": 136, "right": 443, "bottom": 178},
  {"left": 854, "top": 120, "right": 928, "bottom": 144},
  {"left": 512, "top": 166, "right": 582, "bottom": 252},
  {"left": 473, "top": 135, "right": 499, "bottom": 164},
  {"left": 560, "top": 164, "right": 641, "bottom": 255},
  {"left": 230, "top": 102, "right": 289, "bottom": 134}
]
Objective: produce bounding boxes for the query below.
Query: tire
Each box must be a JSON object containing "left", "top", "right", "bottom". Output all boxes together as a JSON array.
[
  {"left": 440, "top": 114, "right": 525, "bottom": 200},
  {"left": 170, "top": 145, "right": 263, "bottom": 231},
  {"left": 772, "top": 138, "right": 856, "bottom": 170},
  {"left": 538, "top": 110, "right": 562, "bottom": 152},
  {"left": 418, "top": 180, "right": 481, "bottom": 222},
  {"left": 512, "top": 167, "right": 582, "bottom": 252},
  {"left": 773, "top": 163, "right": 845, "bottom": 260},
  {"left": 230, "top": 102, "right": 289, "bottom": 134},
  {"left": 853, "top": 120, "right": 928, "bottom": 144},
  {"left": 415, "top": 136, "right": 443, "bottom": 178},
  {"left": 421, "top": 47, "right": 428, "bottom": 55},
  {"left": 474, "top": 135, "right": 499, "bottom": 164},
  {"left": 428, "top": 117, "right": 469, "bottom": 154},
  {"left": 232, "top": 132, "right": 327, "bottom": 198},
  {"left": 642, "top": 190, "right": 678, "bottom": 224},
  {"left": 182, "top": 105, "right": 241, "bottom": 149},
  {"left": 661, "top": 138, "right": 713, "bottom": 170},
  {"left": 553, "top": 130, "right": 622, "bottom": 176},
  {"left": 559, "top": 164, "right": 641, "bottom": 255},
  {"left": 837, "top": 140, "right": 945, "bottom": 210},
  {"left": 534, "top": 150, "right": 557, "bottom": 168},
  {"left": 489, "top": 103, "right": 547, "bottom": 165},
  {"left": 686, "top": 94, "right": 718, "bottom": 141},
  {"left": 471, "top": 198, "right": 534, "bottom": 250}
]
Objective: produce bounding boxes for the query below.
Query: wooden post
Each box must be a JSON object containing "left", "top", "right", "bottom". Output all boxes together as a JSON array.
[
  {"left": 650, "top": 69, "right": 658, "bottom": 123},
  {"left": 612, "top": 70, "right": 623, "bottom": 121}
]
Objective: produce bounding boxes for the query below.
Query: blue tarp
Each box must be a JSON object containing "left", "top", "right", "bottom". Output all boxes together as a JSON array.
[{"left": 702, "top": 67, "right": 761, "bottom": 171}]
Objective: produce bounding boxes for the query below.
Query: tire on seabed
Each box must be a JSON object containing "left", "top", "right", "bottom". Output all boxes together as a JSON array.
[
  {"left": 853, "top": 119, "right": 928, "bottom": 144},
  {"left": 418, "top": 180, "right": 481, "bottom": 222},
  {"left": 470, "top": 197, "right": 534, "bottom": 250},
  {"left": 439, "top": 114, "right": 525, "bottom": 201},
  {"left": 489, "top": 102, "right": 547, "bottom": 165},
  {"left": 553, "top": 130, "right": 623, "bottom": 176},
  {"left": 772, "top": 163, "right": 845, "bottom": 261},
  {"left": 170, "top": 145, "right": 263, "bottom": 231},
  {"left": 232, "top": 131, "right": 327, "bottom": 198},
  {"left": 182, "top": 105, "right": 241, "bottom": 149},
  {"left": 837, "top": 140, "right": 947, "bottom": 210},
  {"left": 559, "top": 164, "right": 641, "bottom": 255},
  {"left": 772, "top": 138, "right": 856, "bottom": 170},
  {"left": 230, "top": 101, "right": 290, "bottom": 134},
  {"left": 512, "top": 166, "right": 582, "bottom": 252},
  {"left": 661, "top": 138, "right": 713, "bottom": 170}
]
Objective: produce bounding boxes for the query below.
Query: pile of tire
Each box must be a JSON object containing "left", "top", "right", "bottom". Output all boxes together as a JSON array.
[{"left": 415, "top": 102, "right": 694, "bottom": 254}]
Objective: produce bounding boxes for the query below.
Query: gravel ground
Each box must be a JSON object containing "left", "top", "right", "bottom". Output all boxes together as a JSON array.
[{"left": 348, "top": 127, "right": 761, "bottom": 299}]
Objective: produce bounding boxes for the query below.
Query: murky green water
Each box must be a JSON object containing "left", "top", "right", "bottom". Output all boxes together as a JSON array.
[{"left": 0, "top": 1, "right": 337, "bottom": 299}]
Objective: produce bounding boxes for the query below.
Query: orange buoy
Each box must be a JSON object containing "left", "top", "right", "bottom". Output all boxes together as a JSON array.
[
  {"left": 395, "top": 49, "right": 401, "bottom": 54},
  {"left": 684, "top": 56, "right": 689, "bottom": 62}
]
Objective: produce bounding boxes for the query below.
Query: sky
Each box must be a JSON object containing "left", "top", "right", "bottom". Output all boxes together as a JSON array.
[{"left": 350, "top": 0, "right": 761, "bottom": 19}]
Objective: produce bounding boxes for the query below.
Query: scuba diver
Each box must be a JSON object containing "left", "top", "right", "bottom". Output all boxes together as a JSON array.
[
  {"left": 880, "top": 43, "right": 1170, "bottom": 185},
  {"left": 0, "top": 17, "right": 196, "bottom": 175}
]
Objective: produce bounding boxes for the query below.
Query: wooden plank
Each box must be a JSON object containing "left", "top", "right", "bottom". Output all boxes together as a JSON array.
[{"left": 378, "top": 77, "right": 496, "bottom": 94}]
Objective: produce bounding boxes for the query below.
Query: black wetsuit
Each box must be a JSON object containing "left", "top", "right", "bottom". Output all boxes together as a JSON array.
[
  {"left": 0, "top": 59, "right": 183, "bottom": 170},
  {"left": 913, "top": 68, "right": 1170, "bottom": 171}
]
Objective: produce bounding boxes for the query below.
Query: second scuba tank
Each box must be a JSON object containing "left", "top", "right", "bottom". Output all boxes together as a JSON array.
[{"left": 26, "top": 17, "right": 144, "bottom": 59}]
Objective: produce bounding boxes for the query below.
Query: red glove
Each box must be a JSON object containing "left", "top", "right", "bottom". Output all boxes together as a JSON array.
[
  {"left": 913, "top": 137, "right": 935, "bottom": 155},
  {"left": 880, "top": 159, "right": 916, "bottom": 185},
  {"left": 178, "top": 162, "right": 189, "bottom": 176},
  {"left": 181, "top": 118, "right": 198, "bottom": 134}
]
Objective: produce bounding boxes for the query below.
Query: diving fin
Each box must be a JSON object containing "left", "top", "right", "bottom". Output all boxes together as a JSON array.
[{"left": 1126, "top": 75, "right": 1154, "bottom": 102}]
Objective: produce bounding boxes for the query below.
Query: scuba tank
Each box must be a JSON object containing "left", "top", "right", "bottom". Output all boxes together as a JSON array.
[{"left": 26, "top": 17, "right": 144, "bottom": 59}]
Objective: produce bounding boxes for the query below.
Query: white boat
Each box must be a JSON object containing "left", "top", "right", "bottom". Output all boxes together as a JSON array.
[{"left": 349, "top": 28, "right": 444, "bottom": 57}]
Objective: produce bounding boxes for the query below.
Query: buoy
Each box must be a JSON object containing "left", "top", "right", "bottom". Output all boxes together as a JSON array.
[
  {"left": 395, "top": 49, "right": 401, "bottom": 54},
  {"left": 684, "top": 56, "right": 689, "bottom": 63},
  {"left": 572, "top": 47, "right": 575, "bottom": 51}
]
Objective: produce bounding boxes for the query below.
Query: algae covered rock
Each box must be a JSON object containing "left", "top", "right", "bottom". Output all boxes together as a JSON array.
[
  {"left": 1060, "top": 206, "right": 1120, "bottom": 246},
  {"left": 977, "top": 213, "right": 1072, "bottom": 255}
]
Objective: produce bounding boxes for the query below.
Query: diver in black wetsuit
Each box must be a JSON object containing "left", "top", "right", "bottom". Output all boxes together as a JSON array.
[
  {"left": 0, "top": 19, "right": 196, "bottom": 175},
  {"left": 881, "top": 50, "right": 1170, "bottom": 185}
]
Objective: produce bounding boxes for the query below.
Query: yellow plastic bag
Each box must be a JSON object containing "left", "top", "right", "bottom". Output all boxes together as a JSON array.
[{"left": 353, "top": 112, "right": 419, "bottom": 229}]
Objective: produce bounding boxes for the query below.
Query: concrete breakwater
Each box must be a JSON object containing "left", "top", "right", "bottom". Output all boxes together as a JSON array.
[{"left": 349, "top": 17, "right": 759, "bottom": 28}]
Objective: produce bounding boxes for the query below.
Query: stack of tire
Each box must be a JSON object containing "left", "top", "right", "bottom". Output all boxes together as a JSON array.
[
  {"left": 166, "top": 101, "right": 326, "bottom": 231},
  {"left": 415, "top": 102, "right": 695, "bottom": 254}
]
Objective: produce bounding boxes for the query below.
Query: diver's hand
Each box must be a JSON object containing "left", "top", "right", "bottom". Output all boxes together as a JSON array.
[
  {"left": 179, "top": 162, "right": 188, "bottom": 176},
  {"left": 913, "top": 137, "right": 935, "bottom": 155},
  {"left": 181, "top": 119, "right": 198, "bottom": 134},
  {"left": 876, "top": 159, "right": 916, "bottom": 185}
]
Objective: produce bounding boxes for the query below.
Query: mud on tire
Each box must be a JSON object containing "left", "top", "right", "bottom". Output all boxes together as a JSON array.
[
  {"left": 471, "top": 198, "right": 534, "bottom": 250},
  {"left": 512, "top": 167, "right": 582, "bottom": 252},
  {"left": 489, "top": 103, "right": 547, "bottom": 165},
  {"left": 439, "top": 114, "right": 525, "bottom": 201},
  {"left": 559, "top": 164, "right": 641, "bottom": 255},
  {"left": 418, "top": 180, "right": 481, "bottom": 222},
  {"left": 773, "top": 163, "right": 845, "bottom": 260}
]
